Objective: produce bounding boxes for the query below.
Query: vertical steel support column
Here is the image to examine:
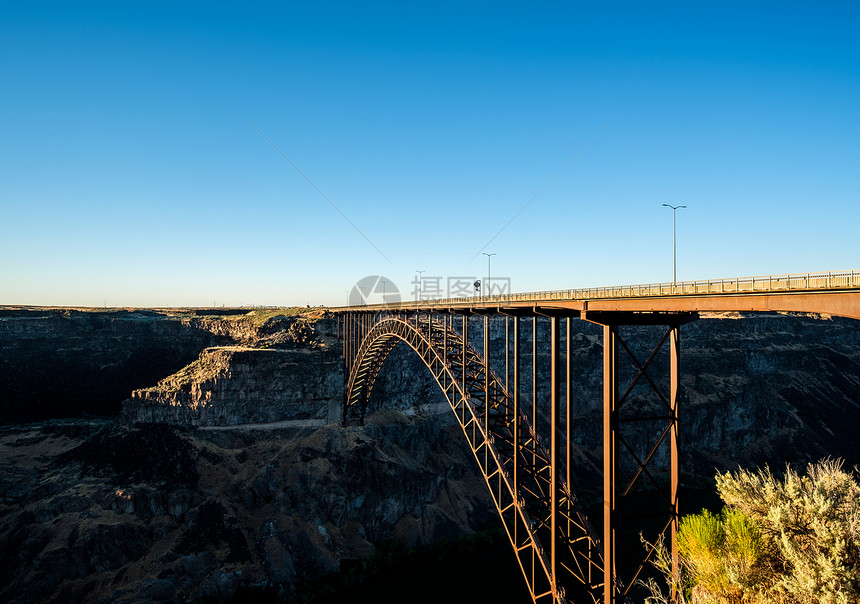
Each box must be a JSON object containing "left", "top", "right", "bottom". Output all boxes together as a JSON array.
[
  {"left": 462, "top": 315, "right": 469, "bottom": 419},
  {"left": 550, "top": 316, "right": 561, "bottom": 601},
  {"left": 342, "top": 313, "right": 351, "bottom": 427},
  {"left": 505, "top": 316, "right": 510, "bottom": 394},
  {"left": 440, "top": 314, "right": 447, "bottom": 392},
  {"left": 513, "top": 316, "right": 520, "bottom": 517},
  {"left": 670, "top": 325, "right": 680, "bottom": 602},
  {"left": 603, "top": 324, "right": 618, "bottom": 604},
  {"left": 346, "top": 313, "right": 352, "bottom": 372},
  {"left": 532, "top": 316, "right": 538, "bottom": 462},
  {"left": 484, "top": 315, "right": 490, "bottom": 470},
  {"left": 566, "top": 317, "right": 572, "bottom": 541},
  {"left": 443, "top": 314, "right": 448, "bottom": 367}
]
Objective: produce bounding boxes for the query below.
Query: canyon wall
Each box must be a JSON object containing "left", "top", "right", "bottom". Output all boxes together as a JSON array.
[
  {"left": 122, "top": 347, "right": 343, "bottom": 426},
  {"left": 4, "top": 308, "right": 859, "bottom": 473},
  {"left": 2, "top": 307, "right": 859, "bottom": 602},
  {"left": 0, "top": 309, "right": 229, "bottom": 423}
]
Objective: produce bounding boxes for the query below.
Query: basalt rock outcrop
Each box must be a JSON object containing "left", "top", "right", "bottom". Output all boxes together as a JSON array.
[
  {"left": 0, "top": 309, "right": 229, "bottom": 423},
  {"left": 121, "top": 347, "right": 343, "bottom": 426},
  {"left": 0, "top": 413, "right": 503, "bottom": 604},
  {"left": 119, "top": 314, "right": 341, "bottom": 427},
  {"left": 0, "top": 307, "right": 332, "bottom": 425}
]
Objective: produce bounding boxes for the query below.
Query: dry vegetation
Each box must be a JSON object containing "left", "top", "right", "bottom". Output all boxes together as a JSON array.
[{"left": 643, "top": 459, "right": 860, "bottom": 603}]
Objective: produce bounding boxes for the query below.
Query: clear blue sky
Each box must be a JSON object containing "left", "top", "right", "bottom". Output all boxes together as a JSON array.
[{"left": 2, "top": 2, "right": 858, "bottom": 307}]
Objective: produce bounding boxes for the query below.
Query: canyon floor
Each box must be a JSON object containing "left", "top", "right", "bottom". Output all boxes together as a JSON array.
[{"left": 0, "top": 412, "right": 531, "bottom": 603}]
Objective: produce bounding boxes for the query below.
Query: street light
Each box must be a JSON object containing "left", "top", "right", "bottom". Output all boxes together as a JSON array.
[
  {"left": 381, "top": 279, "right": 388, "bottom": 304},
  {"left": 662, "top": 204, "right": 687, "bottom": 284},
  {"left": 482, "top": 253, "right": 496, "bottom": 296},
  {"left": 416, "top": 270, "right": 425, "bottom": 301}
]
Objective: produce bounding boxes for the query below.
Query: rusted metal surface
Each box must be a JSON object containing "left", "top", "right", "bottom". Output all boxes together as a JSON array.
[
  {"left": 602, "top": 324, "right": 617, "bottom": 604},
  {"left": 585, "top": 314, "right": 688, "bottom": 604},
  {"left": 342, "top": 312, "right": 603, "bottom": 602}
]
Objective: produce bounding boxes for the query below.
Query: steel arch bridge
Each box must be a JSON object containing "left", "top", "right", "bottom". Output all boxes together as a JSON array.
[{"left": 334, "top": 269, "right": 860, "bottom": 604}]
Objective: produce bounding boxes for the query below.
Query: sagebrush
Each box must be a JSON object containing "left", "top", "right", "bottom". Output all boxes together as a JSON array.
[{"left": 643, "top": 458, "right": 860, "bottom": 604}]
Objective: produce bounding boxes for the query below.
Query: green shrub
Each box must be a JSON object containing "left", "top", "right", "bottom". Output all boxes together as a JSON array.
[{"left": 643, "top": 459, "right": 860, "bottom": 604}]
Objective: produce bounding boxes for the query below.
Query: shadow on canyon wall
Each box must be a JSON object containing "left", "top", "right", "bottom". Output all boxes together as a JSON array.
[{"left": 1, "top": 308, "right": 859, "bottom": 602}]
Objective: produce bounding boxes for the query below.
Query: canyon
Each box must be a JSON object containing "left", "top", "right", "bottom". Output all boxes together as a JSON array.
[{"left": 1, "top": 307, "right": 859, "bottom": 602}]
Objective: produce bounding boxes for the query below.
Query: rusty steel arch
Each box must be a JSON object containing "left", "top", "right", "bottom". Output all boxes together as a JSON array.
[{"left": 342, "top": 313, "right": 604, "bottom": 603}]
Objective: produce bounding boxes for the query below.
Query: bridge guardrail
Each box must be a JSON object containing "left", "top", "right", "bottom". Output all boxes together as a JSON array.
[{"left": 345, "top": 269, "right": 860, "bottom": 310}]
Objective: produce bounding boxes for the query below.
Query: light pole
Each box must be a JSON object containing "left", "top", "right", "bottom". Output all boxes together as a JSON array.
[
  {"left": 416, "top": 270, "right": 425, "bottom": 301},
  {"left": 662, "top": 204, "right": 686, "bottom": 284},
  {"left": 482, "top": 252, "right": 496, "bottom": 296},
  {"left": 381, "top": 279, "right": 388, "bottom": 304}
]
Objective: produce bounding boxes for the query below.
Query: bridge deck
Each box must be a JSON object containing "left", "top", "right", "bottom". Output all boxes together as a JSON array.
[{"left": 337, "top": 269, "right": 860, "bottom": 321}]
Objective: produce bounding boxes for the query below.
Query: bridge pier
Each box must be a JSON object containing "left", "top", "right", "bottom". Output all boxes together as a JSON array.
[{"left": 582, "top": 312, "right": 694, "bottom": 604}]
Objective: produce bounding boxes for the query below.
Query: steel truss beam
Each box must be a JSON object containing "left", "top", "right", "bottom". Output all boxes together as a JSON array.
[
  {"left": 343, "top": 312, "right": 603, "bottom": 602},
  {"left": 339, "top": 309, "right": 695, "bottom": 603},
  {"left": 585, "top": 313, "right": 693, "bottom": 604}
]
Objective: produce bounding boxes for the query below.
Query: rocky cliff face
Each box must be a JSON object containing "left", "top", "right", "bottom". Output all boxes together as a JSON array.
[
  {"left": 680, "top": 313, "right": 860, "bottom": 471},
  {"left": 0, "top": 309, "right": 230, "bottom": 423},
  {"left": 3, "top": 307, "right": 860, "bottom": 603},
  {"left": 0, "top": 412, "right": 504, "bottom": 604},
  {"left": 121, "top": 348, "right": 342, "bottom": 426},
  {"left": 119, "top": 315, "right": 342, "bottom": 427},
  {"left": 0, "top": 306, "right": 345, "bottom": 429}
]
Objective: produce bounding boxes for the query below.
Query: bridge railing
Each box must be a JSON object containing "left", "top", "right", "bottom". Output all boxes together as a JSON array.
[
  {"left": 353, "top": 269, "right": 860, "bottom": 310},
  {"left": 494, "top": 269, "right": 860, "bottom": 303}
]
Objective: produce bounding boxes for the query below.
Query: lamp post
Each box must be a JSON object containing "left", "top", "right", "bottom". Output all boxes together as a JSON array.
[
  {"left": 662, "top": 204, "right": 686, "bottom": 284},
  {"left": 416, "top": 270, "right": 425, "bottom": 301},
  {"left": 482, "top": 253, "right": 496, "bottom": 296},
  {"left": 381, "top": 279, "right": 388, "bottom": 304}
]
